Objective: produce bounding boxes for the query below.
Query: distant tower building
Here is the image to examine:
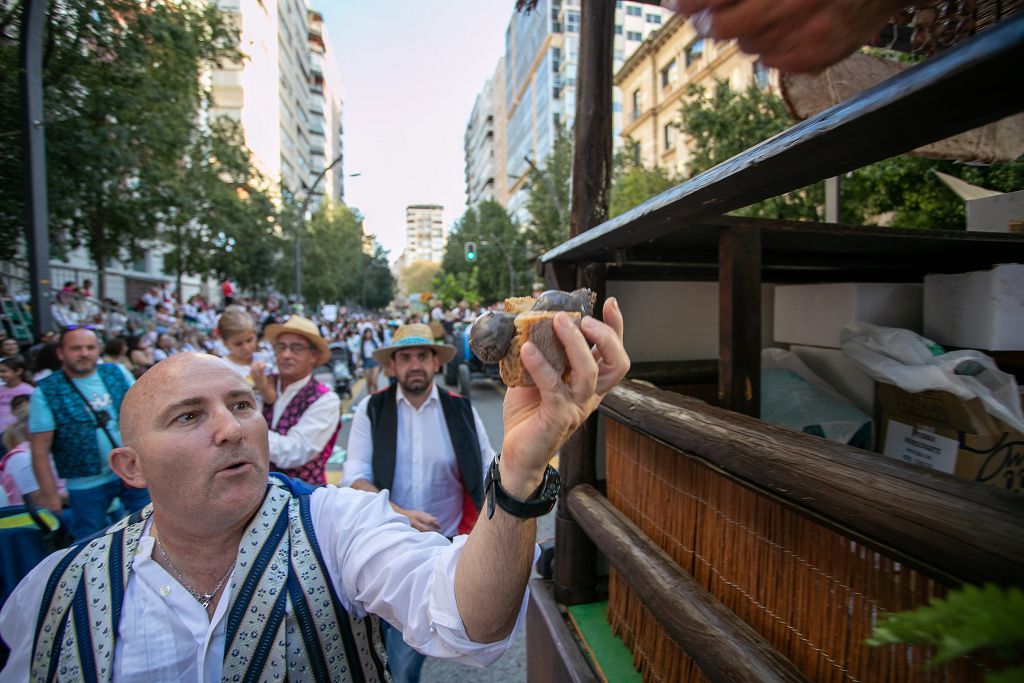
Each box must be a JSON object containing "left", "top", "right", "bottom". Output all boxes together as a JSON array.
[
  {"left": 464, "top": 58, "right": 508, "bottom": 209},
  {"left": 207, "top": 0, "right": 344, "bottom": 206},
  {"left": 500, "top": 0, "right": 670, "bottom": 222},
  {"left": 405, "top": 205, "right": 446, "bottom": 264}
]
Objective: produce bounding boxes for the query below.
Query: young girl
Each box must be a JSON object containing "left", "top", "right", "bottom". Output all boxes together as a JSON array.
[
  {"left": 217, "top": 306, "right": 276, "bottom": 405},
  {"left": 360, "top": 326, "right": 381, "bottom": 391},
  {"left": 0, "top": 355, "right": 34, "bottom": 434}
]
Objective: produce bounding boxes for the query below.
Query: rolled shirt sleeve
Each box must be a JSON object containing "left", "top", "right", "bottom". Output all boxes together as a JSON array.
[
  {"left": 267, "top": 390, "right": 340, "bottom": 470},
  {"left": 311, "top": 486, "right": 534, "bottom": 667}
]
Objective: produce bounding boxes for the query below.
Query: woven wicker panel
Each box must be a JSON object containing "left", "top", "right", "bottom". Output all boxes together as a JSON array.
[{"left": 604, "top": 420, "right": 987, "bottom": 683}]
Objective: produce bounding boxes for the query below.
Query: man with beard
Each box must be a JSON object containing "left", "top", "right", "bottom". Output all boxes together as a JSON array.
[
  {"left": 29, "top": 326, "right": 148, "bottom": 538},
  {"left": 1, "top": 299, "right": 630, "bottom": 681},
  {"left": 342, "top": 322, "right": 496, "bottom": 682}
]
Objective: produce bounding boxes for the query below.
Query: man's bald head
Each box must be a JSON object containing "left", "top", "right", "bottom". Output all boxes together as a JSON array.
[
  {"left": 110, "top": 352, "right": 270, "bottom": 534},
  {"left": 120, "top": 353, "right": 250, "bottom": 449}
]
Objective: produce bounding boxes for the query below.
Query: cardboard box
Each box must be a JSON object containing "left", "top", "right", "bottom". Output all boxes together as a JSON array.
[
  {"left": 774, "top": 283, "right": 922, "bottom": 349},
  {"left": 877, "top": 383, "right": 1023, "bottom": 494},
  {"left": 923, "top": 264, "right": 1024, "bottom": 351}
]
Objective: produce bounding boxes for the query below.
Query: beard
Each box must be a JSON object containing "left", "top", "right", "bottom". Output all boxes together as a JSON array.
[{"left": 398, "top": 370, "right": 432, "bottom": 395}]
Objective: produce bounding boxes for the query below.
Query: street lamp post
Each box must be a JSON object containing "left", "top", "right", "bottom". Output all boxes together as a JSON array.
[
  {"left": 293, "top": 156, "right": 344, "bottom": 302},
  {"left": 21, "top": 0, "right": 55, "bottom": 337}
]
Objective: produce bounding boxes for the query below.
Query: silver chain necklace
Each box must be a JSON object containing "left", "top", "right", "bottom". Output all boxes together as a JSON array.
[{"left": 156, "top": 537, "right": 234, "bottom": 609}]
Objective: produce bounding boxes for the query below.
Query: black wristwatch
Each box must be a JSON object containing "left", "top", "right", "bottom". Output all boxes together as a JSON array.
[{"left": 484, "top": 452, "right": 561, "bottom": 519}]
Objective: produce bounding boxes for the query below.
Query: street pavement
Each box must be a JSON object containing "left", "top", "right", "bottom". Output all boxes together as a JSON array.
[{"left": 329, "top": 372, "right": 554, "bottom": 683}]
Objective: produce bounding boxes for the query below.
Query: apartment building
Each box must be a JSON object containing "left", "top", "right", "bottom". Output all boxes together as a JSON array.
[
  {"left": 464, "top": 58, "right": 509, "bottom": 209},
  {"left": 405, "top": 205, "right": 446, "bottom": 265},
  {"left": 615, "top": 12, "right": 777, "bottom": 176},
  {"left": 208, "top": 0, "right": 344, "bottom": 207},
  {"left": 497, "top": 0, "right": 670, "bottom": 221}
]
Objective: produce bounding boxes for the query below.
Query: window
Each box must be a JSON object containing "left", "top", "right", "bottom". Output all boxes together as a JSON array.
[
  {"left": 663, "top": 123, "right": 676, "bottom": 150},
  {"left": 615, "top": 24, "right": 623, "bottom": 35},
  {"left": 566, "top": 10, "right": 579, "bottom": 33},
  {"left": 685, "top": 38, "right": 705, "bottom": 67},
  {"left": 646, "top": 14, "right": 662, "bottom": 24},
  {"left": 626, "top": 31, "right": 643, "bottom": 41},
  {"left": 626, "top": 5, "right": 642, "bottom": 15},
  {"left": 753, "top": 59, "right": 770, "bottom": 90},
  {"left": 631, "top": 88, "right": 642, "bottom": 121},
  {"left": 660, "top": 58, "right": 677, "bottom": 89}
]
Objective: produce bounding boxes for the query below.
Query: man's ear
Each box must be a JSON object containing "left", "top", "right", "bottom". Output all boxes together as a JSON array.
[{"left": 109, "top": 447, "right": 147, "bottom": 489}]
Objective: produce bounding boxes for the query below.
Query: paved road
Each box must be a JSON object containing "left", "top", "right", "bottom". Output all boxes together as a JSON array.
[{"left": 331, "top": 373, "right": 552, "bottom": 683}]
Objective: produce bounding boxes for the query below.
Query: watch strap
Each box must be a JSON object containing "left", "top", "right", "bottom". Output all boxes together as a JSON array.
[{"left": 484, "top": 453, "right": 560, "bottom": 519}]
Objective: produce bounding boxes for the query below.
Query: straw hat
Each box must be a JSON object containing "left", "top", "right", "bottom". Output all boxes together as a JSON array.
[
  {"left": 263, "top": 315, "right": 330, "bottom": 364},
  {"left": 372, "top": 323, "right": 456, "bottom": 366}
]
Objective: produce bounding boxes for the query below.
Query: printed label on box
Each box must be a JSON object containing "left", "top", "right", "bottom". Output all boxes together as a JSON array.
[{"left": 882, "top": 422, "right": 959, "bottom": 473}]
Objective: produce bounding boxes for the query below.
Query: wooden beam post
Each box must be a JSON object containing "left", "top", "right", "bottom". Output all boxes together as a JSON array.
[
  {"left": 718, "top": 226, "right": 761, "bottom": 417},
  {"left": 554, "top": 0, "right": 615, "bottom": 606}
]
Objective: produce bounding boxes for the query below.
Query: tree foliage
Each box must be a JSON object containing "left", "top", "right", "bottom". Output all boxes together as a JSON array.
[
  {"left": 399, "top": 260, "right": 440, "bottom": 296},
  {"left": 674, "top": 79, "right": 1024, "bottom": 229},
  {"left": 279, "top": 202, "right": 367, "bottom": 306},
  {"left": 0, "top": 0, "right": 281, "bottom": 297},
  {"left": 678, "top": 81, "right": 823, "bottom": 220},
  {"left": 160, "top": 118, "right": 281, "bottom": 295},
  {"left": 869, "top": 583, "right": 1024, "bottom": 681},
  {"left": 437, "top": 200, "right": 530, "bottom": 305},
  {"left": 609, "top": 140, "right": 678, "bottom": 218},
  {"left": 359, "top": 243, "right": 396, "bottom": 310},
  {"left": 524, "top": 123, "right": 573, "bottom": 255}
]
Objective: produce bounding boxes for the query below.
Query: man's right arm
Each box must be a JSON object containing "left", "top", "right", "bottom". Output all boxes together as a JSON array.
[{"left": 29, "top": 431, "right": 60, "bottom": 512}]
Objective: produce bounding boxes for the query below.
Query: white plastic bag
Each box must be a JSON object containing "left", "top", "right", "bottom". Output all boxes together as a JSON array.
[{"left": 839, "top": 322, "right": 1024, "bottom": 433}]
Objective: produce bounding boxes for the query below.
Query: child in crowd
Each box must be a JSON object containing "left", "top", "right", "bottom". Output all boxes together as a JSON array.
[
  {"left": 0, "top": 355, "right": 34, "bottom": 434},
  {"left": 0, "top": 398, "right": 64, "bottom": 505},
  {"left": 217, "top": 306, "right": 276, "bottom": 405}
]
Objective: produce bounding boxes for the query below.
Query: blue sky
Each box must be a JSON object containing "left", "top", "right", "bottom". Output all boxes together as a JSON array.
[{"left": 310, "top": 1, "right": 513, "bottom": 261}]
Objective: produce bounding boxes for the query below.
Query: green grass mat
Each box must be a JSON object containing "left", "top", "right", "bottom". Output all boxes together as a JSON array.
[{"left": 566, "top": 601, "right": 642, "bottom": 683}]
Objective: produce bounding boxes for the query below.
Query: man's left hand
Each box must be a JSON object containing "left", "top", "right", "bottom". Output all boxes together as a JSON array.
[{"left": 498, "top": 298, "right": 629, "bottom": 496}]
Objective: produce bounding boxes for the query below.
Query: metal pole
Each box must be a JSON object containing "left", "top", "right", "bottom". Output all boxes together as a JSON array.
[
  {"left": 21, "top": 0, "right": 55, "bottom": 337},
  {"left": 825, "top": 176, "right": 841, "bottom": 223}
]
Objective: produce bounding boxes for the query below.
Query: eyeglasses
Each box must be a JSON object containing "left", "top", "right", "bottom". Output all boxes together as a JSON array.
[{"left": 274, "top": 342, "right": 315, "bottom": 355}]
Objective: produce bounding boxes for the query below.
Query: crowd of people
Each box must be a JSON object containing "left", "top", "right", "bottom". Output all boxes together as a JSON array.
[{"left": 0, "top": 279, "right": 570, "bottom": 682}]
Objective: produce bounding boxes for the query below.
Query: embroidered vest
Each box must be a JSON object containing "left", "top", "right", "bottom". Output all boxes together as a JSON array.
[
  {"left": 36, "top": 365, "right": 130, "bottom": 479},
  {"left": 366, "top": 385, "right": 482, "bottom": 535},
  {"left": 29, "top": 474, "right": 389, "bottom": 682},
  {"left": 263, "top": 376, "right": 339, "bottom": 485}
]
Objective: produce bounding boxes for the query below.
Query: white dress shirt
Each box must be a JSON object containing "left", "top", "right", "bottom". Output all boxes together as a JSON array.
[
  {"left": 342, "top": 383, "right": 496, "bottom": 537},
  {"left": 267, "top": 373, "right": 341, "bottom": 470},
  {"left": 0, "top": 485, "right": 530, "bottom": 682}
]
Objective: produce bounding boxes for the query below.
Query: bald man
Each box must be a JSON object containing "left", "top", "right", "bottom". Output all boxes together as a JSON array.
[{"left": 0, "top": 299, "right": 630, "bottom": 681}]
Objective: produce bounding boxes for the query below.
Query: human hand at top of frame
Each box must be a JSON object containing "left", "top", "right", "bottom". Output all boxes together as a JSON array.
[{"left": 661, "top": 0, "right": 908, "bottom": 73}]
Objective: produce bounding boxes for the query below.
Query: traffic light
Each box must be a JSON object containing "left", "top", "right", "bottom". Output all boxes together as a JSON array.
[{"left": 464, "top": 242, "right": 478, "bottom": 262}]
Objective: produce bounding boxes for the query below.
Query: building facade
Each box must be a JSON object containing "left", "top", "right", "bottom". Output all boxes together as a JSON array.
[
  {"left": 208, "top": 0, "right": 344, "bottom": 207},
  {"left": 404, "top": 204, "right": 446, "bottom": 265},
  {"left": 498, "top": 0, "right": 670, "bottom": 221},
  {"left": 615, "top": 12, "right": 777, "bottom": 177},
  {"left": 464, "top": 58, "right": 509, "bottom": 209}
]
